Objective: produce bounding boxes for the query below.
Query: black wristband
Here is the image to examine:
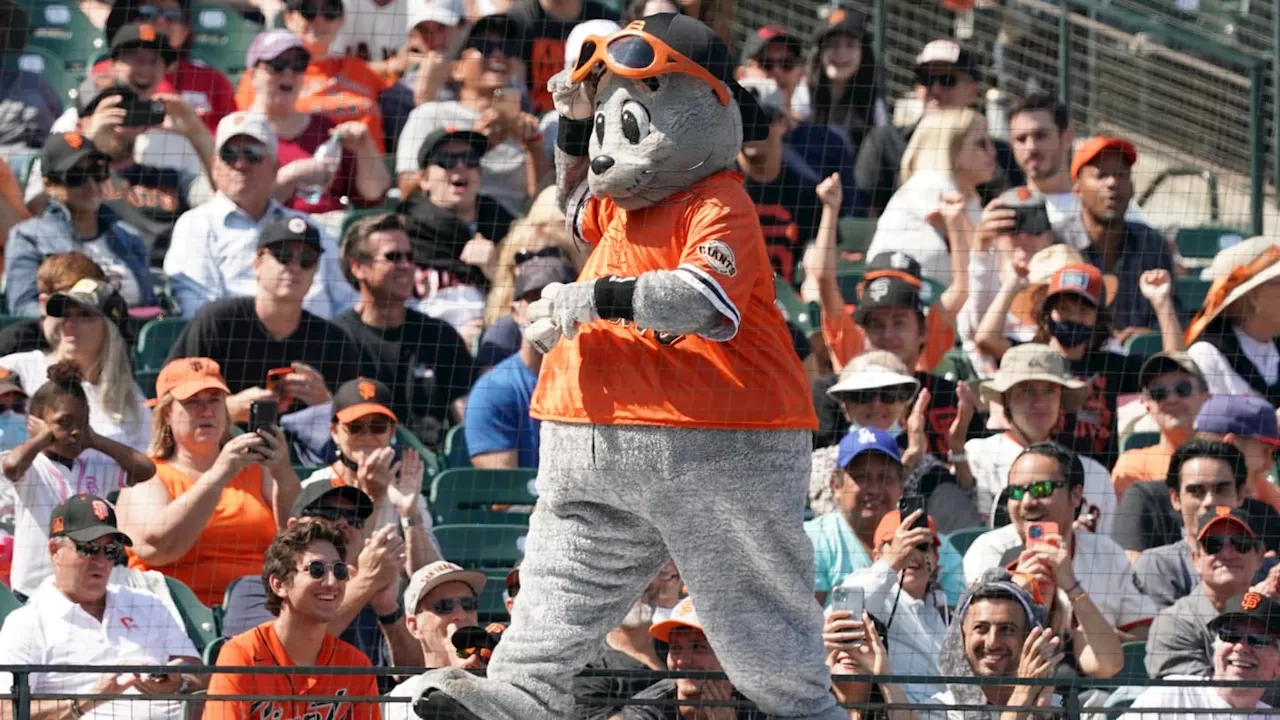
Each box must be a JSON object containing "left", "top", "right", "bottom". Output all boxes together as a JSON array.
[
  {"left": 594, "top": 276, "right": 637, "bottom": 321},
  {"left": 377, "top": 605, "right": 405, "bottom": 626},
  {"left": 557, "top": 117, "right": 593, "bottom": 157}
]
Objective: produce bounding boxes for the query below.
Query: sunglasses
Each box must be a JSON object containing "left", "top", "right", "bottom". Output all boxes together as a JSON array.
[
  {"left": 916, "top": 72, "right": 959, "bottom": 88},
  {"left": 264, "top": 244, "right": 321, "bottom": 270},
  {"left": 74, "top": 540, "right": 125, "bottom": 561},
  {"left": 300, "top": 560, "right": 350, "bottom": 581},
  {"left": 302, "top": 507, "right": 365, "bottom": 530},
  {"left": 759, "top": 58, "right": 798, "bottom": 72},
  {"left": 136, "top": 5, "right": 183, "bottom": 21},
  {"left": 1147, "top": 380, "right": 1197, "bottom": 403},
  {"left": 514, "top": 246, "right": 562, "bottom": 267},
  {"left": 466, "top": 37, "right": 517, "bottom": 59},
  {"left": 372, "top": 250, "right": 415, "bottom": 266},
  {"left": 431, "top": 596, "right": 478, "bottom": 614},
  {"left": 843, "top": 385, "right": 916, "bottom": 405},
  {"left": 1202, "top": 534, "right": 1260, "bottom": 556},
  {"left": 260, "top": 53, "right": 310, "bottom": 73},
  {"left": 429, "top": 149, "right": 483, "bottom": 169},
  {"left": 1217, "top": 626, "right": 1277, "bottom": 649},
  {"left": 52, "top": 161, "right": 110, "bottom": 188},
  {"left": 1008, "top": 479, "right": 1069, "bottom": 502},
  {"left": 343, "top": 417, "right": 394, "bottom": 435},
  {"left": 573, "top": 31, "right": 731, "bottom": 106},
  {"left": 218, "top": 144, "right": 267, "bottom": 166},
  {"left": 296, "top": 3, "right": 343, "bottom": 20}
]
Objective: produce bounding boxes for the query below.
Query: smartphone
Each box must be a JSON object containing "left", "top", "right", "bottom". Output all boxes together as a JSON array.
[
  {"left": 122, "top": 96, "right": 167, "bottom": 128},
  {"left": 898, "top": 495, "right": 929, "bottom": 530},
  {"left": 998, "top": 187, "right": 1052, "bottom": 235},
  {"left": 264, "top": 367, "right": 291, "bottom": 392},
  {"left": 248, "top": 400, "right": 279, "bottom": 434},
  {"left": 830, "top": 586, "right": 865, "bottom": 618},
  {"left": 1027, "top": 521, "right": 1059, "bottom": 549}
]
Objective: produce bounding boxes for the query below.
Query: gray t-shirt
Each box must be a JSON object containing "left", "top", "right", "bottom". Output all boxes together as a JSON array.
[
  {"left": 1134, "top": 540, "right": 1197, "bottom": 610},
  {"left": 1145, "top": 583, "right": 1218, "bottom": 679}
]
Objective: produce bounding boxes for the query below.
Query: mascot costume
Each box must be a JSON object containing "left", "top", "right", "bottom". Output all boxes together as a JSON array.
[{"left": 415, "top": 14, "right": 847, "bottom": 720}]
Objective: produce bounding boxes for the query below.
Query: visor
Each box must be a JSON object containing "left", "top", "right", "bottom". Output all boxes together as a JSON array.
[{"left": 571, "top": 30, "right": 731, "bottom": 106}]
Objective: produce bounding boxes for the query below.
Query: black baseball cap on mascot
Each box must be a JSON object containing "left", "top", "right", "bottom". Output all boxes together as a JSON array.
[{"left": 573, "top": 13, "right": 772, "bottom": 142}]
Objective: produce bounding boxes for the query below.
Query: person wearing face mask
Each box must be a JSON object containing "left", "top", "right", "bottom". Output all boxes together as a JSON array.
[
  {"left": 0, "top": 369, "right": 28, "bottom": 453},
  {"left": 1035, "top": 261, "right": 1147, "bottom": 469}
]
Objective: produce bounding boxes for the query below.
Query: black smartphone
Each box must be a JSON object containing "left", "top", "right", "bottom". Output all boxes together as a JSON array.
[
  {"left": 248, "top": 400, "right": 279, "bottom": 434},
  {"left": 122, "top": 96, "right": 167, "bottom": 128},
  {"left": 899, "top": 495, "right": 929, "bottom": 530}
]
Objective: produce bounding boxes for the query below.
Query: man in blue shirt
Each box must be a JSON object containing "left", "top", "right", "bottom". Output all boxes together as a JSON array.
[
  {"left": 465, "top": 256, "right": 575, "bottom": 469},
  {"left": 806, "top": 426, "right": 966, "bottom": 608}
]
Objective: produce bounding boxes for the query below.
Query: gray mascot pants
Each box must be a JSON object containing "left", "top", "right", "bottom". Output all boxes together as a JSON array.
[{"left": 420, "top": 421, "right": 846, "bottom": 720}]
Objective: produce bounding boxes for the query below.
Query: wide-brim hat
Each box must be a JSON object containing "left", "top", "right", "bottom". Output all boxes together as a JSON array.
[
  {"left": 1186, "top": 237, "right": 1280, "bottom": 344},
  {"left": 979, "top": 343, "right": 1087, "bottom": 411}
]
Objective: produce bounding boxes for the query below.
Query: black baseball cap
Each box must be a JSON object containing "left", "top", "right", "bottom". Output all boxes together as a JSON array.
[
  {"left": 812, "top": 7, "right": 866, "bottom": 44},
  {"left": 448, "top": 13, "right": 524, "bottom": 61},
  {"left": 290, "top": 481, "right": 376, "bottom": 522},
  {"left": 417, "top": 127, "right": 488, "bottom": 170},
  {"left": 332, "top": 377, "right": 398, "bottom": 424},
  {"left": 853, "top": 251, "right": 926, "bottom": 324},
  {"left": 46, "top": 278, "right": 129, "bottom": 324},
  {"left": 50, "top": 494, "right": 133, "bottom": 545},
  {"left": 258, "top": 216, "right": 323, "bottom": 251},
  {"left": 106, "top": 0, "right": 190, "bottom": 49},
  {"left": 739, "top": 25, "right": 802, "bottom": 65},
  {"left": 1209, "top": 591, "right": 1280, "bottom": 639},
  {"left": 514, "top": 257, "right": 577, "bottom": 300},
  {"left": 110, "top": 21, "right": 177, "bottom": 64},
  {"left": 40, "top": 131, "right": 109, "bottom": 177}
]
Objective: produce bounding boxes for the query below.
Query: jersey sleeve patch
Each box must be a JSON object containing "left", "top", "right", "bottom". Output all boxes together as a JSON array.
[{"left": 696, "top": 240, "right": 737, "bottom": 277}]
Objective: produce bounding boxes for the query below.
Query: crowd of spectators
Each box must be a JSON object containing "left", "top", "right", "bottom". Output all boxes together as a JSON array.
[{"left": 0, "top": 0, "right": 1279, "bottom": 716}]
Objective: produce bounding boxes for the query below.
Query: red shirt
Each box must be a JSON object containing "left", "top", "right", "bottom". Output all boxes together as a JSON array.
[
  {"left": 277, "top": 114, "right": 377, "bottom": 214},
  {"left": 91, "top": 57, "right": 236, "bottom": 131}
]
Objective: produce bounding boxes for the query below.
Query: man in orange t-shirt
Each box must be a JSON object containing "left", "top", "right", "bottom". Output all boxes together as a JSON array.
[
  {"left": 1111, "top": 351, "right": 1208, "bottom": 502},
  {"left": 204, "top": 521, "right": 380, "bottom": 720}
]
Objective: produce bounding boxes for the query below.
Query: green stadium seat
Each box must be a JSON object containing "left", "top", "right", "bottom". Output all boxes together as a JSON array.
[
  {"left": 443, "top": 425, "right": 471, "bottom": 469},
  {"left": 430, "top": 469, "right": 538, "bottom": 526},
  {"left": 1124, "top": 332, "right": 1163, "bottom": 359},
  {"left": 432, "top": 523, "right": 528, "bottom": 570},
  {"left": 837, "top": 217, "right": 877, "bottom": 258},
  {"left": 1175, "top": 277, "right": 1211, "bottom": 312},
  {"left": 0, "top": 582, "right": 23, "bottom": 629},
  {"left": 188, "top": 4, "right": 264, "bottom": 79},
  {"left": 293, "top": 465, "right": 323, "bottom": 481},
  {"left": 7, "top": 148, "right": 40, "bottom": 196},
  {"left": 0, "top": 316, "right": 25, "bottom": 332},
  {"left": 136, "top": 368, "right": 160, "bottom": 400},
  {"left": 133, "top": 317, "right": 189, "bottom": 372},
  {"left": 1176, "top": 226, "right": 1246, "bottom": 260},
  {"left": 479, "top": 572, "right": 511, "bottom": 623},
  {"left": 164, "top": 575, "right": 219, "bottom": 652},
  {"left": 24, "top": 1, "right": 105, "bottom": 77},
  {"left": 773, "top": 276, "right": 819, "bottom": 336},
  {"left": 1121, "top": 432, "right": 1160, "bottom": 452},
  {"left": 932, "top": 348, "right": 977, "bottom": 383},
  {"left": 945, "top": 526, "right": 988, "bottom": 557},
  {"left": 1116, "top": 641, "right": 1149, "bottom": 684},
  {"left": 15, "top": 46, "right": 83, "bottom": 106},
  {"left": 339, "top": 203, "right": 399, "bottom": 242},
  {"left": 202, "top": 636, "right": 226, "bottom": 664},
  {"left": 394, "top": 425, "right": 441, "bottom": 480},
  {"left": 836, "top": 264, "right": 865, "bottom": 304}
]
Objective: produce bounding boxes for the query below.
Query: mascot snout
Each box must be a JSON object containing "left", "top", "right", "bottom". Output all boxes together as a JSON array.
[{"left": 590, "top": 155, "right": 616, "bottom": 174}]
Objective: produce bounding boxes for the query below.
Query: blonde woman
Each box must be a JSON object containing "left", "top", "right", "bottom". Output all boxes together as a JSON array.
[{"left": 864, "top": 107, "right": 995, "bottom": 285}]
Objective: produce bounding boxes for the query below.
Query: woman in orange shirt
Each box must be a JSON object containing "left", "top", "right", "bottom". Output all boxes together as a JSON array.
[{"left": 116, "top": 357, "right": 301, "bottom": 605}]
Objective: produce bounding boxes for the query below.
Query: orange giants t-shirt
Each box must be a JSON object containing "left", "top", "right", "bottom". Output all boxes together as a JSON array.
[
  {"left": 203, "top": 621, "right": 380, "bottom": 720},
  {"left": 530, "top": 170, "right": 817, "bottom": 430}
]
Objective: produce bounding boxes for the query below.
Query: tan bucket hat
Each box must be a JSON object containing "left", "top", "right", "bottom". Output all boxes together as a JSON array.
[{"left": 979, "top": 343, "right": 1087, "bottom": 411}]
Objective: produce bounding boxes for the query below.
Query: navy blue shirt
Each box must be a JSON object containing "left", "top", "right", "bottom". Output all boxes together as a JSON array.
[
  {"left": 464, "top": 352, "right": 540, "bottom": 468},
  {"left": 1054, "top": 214, "right": 1179, "bottom": 331}
]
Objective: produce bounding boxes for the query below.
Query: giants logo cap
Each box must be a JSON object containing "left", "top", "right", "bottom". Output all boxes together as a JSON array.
[
  {"left": 332, "top": 377, "right": 398, "bottom": 425},
  {"left": 50, "top": 494, "right": 133, "bottom": 546}
]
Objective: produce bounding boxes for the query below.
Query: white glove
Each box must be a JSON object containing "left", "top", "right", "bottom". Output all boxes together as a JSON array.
[
  {"left": 527, "top": 281, "right": 600, "bottom": 341},
  {"left": 548, "top": 70, "right": 595, "bottom": 121}
]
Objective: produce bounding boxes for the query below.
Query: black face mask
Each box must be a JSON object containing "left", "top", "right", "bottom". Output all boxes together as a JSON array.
[{"left": 1048, "top": 319, "right": 1094, "bottom": 349}]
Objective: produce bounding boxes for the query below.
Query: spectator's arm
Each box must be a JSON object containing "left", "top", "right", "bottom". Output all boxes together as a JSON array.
[
  {"left": 973, "top": 263, "right": 1027, "bottom": 362},
  {"left": 0, "top": 161, "right": 29, "bottom": 249},
  {"left": 1065, "top": 589, "right": 1124, "bottom": 678},
  {"left": 852, "top": 129, "right": 886, "bottom": 217},
  {"left": 113, "top": 225, "right": 157, "bottom": 307},
  {"left": 115, "top": 454, "right": 246, "bottom": 566},
  {"left": 4, "top": 221, "right": 43, "bottom": 317},
  {"left": 202, "top": 643, "right": 252, "bottom": 720},
  {"left": 933, "top": 194, "right": 973, "bottom": 329},
  {"left": 334, "top": 121, "right": 392, "bottom": 203},
  {"left": 1, "top": 422, "right": 52, "bottom": 481},
  {"left": 470, "top": 450, "right": 518, "bottom": 469},
  {"left": 1137, "top": 269, "right": 1184, "bottom": 352},
  {"left": 84, "top": 431, "right": 156, "bottom": 487}
]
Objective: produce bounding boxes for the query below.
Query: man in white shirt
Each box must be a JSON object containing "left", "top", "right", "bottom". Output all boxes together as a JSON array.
[
  {"left": 964, "top": 442, "right": 1159, "bottom": 640},
  {"left": 1121, "top": 591, "right": 1280, "bottom": 720},
  {"left": 164, "top": 111, "right": 357, "bottom": 320},
  {"left": 0, "top": 494, "right": 204, "bottom": 719}
]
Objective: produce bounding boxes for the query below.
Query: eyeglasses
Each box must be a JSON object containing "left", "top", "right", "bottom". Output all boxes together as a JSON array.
[
  {"left": 264, "top": 243, "right": 321, "bottom": 270},
  {"left": 296, "top": 3, "right": 343, "bottom": 20},
  {"left": 52, "top": 160, "right": 110, "bottom": 188},
  {"left": 1202, "top": 534, "right": 1260, "bottom": 556},
  {"left": 1008, "top": 479, "right": 1069, "bottom": 501},
  {"left": 429, "top": 149, "right": 483, "bottom": 170},
  {"left": 1217, "top": 626, "right": 1277, "bottom": 649},
  {"left": 260, "top": 53, "right": 310, "bottom": 73},
  {"left": 136, "top": 5, "right": 184, "bottom": 22},
  {"left": 343, "top": 417, "right": 394, "bottom": 435},
  {"left": 572, "top": 30, "right": 731, "bottom": 106},
  {"left": 302, "top": 507, "right": 365, "bottom": 530},
  {"left": 1147, "top": 380, "right": 1197, "bottom": 403},
  {"left": 916, "top": 72, "right": 959, "bottom": 88},
  {"left": 430, "top": 596, "right": 478, "bottom": 614},
  {"left": 843, "top": 385, "right": 916, "bottom": 405},
  {"left": 300, "top": 560, "right": 350, "bottom": 581},
  {"left": 759, "top": 58, "right": 799, "bottom": 72},
  {"left": 73, "top": 540, "right": 125, "bottom": 561},
  {"left": 465, "top": 37, "right": 517, "bottom": 59},
  {"left": 218, "top": 144, "right": 267, "bottom": 166},
  {"left": 514, "top": 246, "right": 562, "bottom": 267},
  {"left": 371, "top": 250, "right": 415, "bottom": 266}
]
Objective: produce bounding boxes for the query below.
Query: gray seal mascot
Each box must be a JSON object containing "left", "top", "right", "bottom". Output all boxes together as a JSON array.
[{"left": 414, "top": 13, "right": 847, "bottom": 720}]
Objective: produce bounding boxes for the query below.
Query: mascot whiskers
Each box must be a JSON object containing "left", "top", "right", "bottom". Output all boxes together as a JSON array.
[{"left": 415, "top": 14, "right": 847, "bottom": 720}]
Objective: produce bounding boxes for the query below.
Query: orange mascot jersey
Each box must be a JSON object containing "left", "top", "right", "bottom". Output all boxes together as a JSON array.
[{"left": 530, "top": 170, "right": 817, "bottom": 431}]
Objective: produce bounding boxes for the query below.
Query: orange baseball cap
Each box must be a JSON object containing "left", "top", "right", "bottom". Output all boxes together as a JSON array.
[
  {"left": 1070, "top": 135, "right": 1137, "bottom": 181},
  {"left": 149, "top": 357, "right": 230, "bottom": 407},
  {"left": 1047, "top": 263, "right": 1110, "bottom": 307},
  {"left": 873, "top": 509, "right": 941, "bottom": 551},
  {"left": 650, "top": 597, "right": 703, "bottom": 643}
]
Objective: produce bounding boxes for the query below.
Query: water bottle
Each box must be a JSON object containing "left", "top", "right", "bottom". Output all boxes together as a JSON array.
[{"left": 298, "top": 135, "right": 342, "bottom": 204}]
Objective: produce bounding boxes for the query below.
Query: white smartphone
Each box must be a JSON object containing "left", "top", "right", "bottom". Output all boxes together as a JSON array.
[{"left": 830, "top": 586, "right": 866, "bottom": 617}]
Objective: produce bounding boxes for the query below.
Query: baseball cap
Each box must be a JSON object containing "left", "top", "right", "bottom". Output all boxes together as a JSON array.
[
  {"left": 417, "top": 127, "right": 489, "bottom": 170},
  {"left": 451, "top": 623, "right": 506, "bottom": 658},
  {"left": 50, "top": 494, "right": 132, "bottom": 545},
  {"left": 39, "top": 131, "right": 109, "bottom": 178},
  {"left": 1070, "top": 136, "right": 1137, "bottom": 181},
  {"left": 566, "top": 19, "right": 621, "bottom": 70},
  {"left": 153, "top": 357, "right": 231, "bottom": 403},
  {"left": 215, "top": 111, "right": 278, "bottom": 155},
  {"left": 448, "top": 13, "right": 523, "bottom": 60},
  {"left": 741, "top": 24, "right": 802, "bottom": 64},
  {"left": 258, "top": 215, "right": 323, "bottom": 252},
  {"left": 837, "top": 426, "right": 902, "bottom": 469},
  {"left": 290, "top": 481, "right": 375, "bottom": 521},
  {"left": 46, "top": 278, "right": 129, "bottom": 324},
  {"left": 332, "top": 377, "right": 398, "bottom": 425},
  {"left": 246, "top": 29, "right": 309, "bottom": 68},
  {"left": 0, "top": 367, "right": 25, "bottom": 398},
  {"left": 873, "top": 509, "right": 941, "bottom": 550},
  {"left": 408, "top": 0, "right": 463, "bottom": 30},
  {"left": 110, "top": 21, "right": 177, "bottom": 64},
  {"left": 914, "top": 39, "right": 976, "bottom": 76},
  {"left": 827, "top": 351, "right": 920, "bottom": 398},
  {"left": 1139, "top": 351, "right": 1205, "bottom": 389},
  {"left": 853, "top": 276, "right": 925, "bottom": 326},
  {"left": 1196, "top": 395, "right": 1280, "bottom": 450},
  {"left": 514, "top": 257, "right": 577, "bottom": 300},
  {"left": 1047, "top": 263, "right": 1108, "bottom": 307},
  {"left": 650, "top": 597, "right": 702, "bottom": 642},
  {"left": 1209, "top": 592, "right": 1280, "bottom": 639},
  {"left": 1196, "top": 506, "right": 1256, "bottom": 543},
  {"left": 404, "top": 561, "right": 487, "bottom": 613},
  {"left": 812, "top": 8, "right": 865, "bottom": 44}
]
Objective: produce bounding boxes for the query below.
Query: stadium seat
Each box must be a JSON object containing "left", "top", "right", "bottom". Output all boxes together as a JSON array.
[
  {"left": 164, "top": 576, "right": 219, "bottom": 652},
  {"left": 1123, "top": 332, "right": 1163, "bottom": 359},
  {"left": 945, "top": 527, "right": 988, "bottom": 557},
  {"left": 339, "top": 203, "right": 399, "bottom": 241},
  {"left": 479, "top": 572, "right": 511, "bottom": 623},
  {"left": 136, "top": 368, "right": 160, "bottom": 400},
  {"left": 932, "top": 348, "right": 977, "bottom": 384},
  {"left": 24, "top": 0, "right": 105, "bottom": 76},
  {"left": 1176, "top": 225, "right": 1246, "bottom": 260},
  {"left": 133, "top": 317, "right": 189, "bottom": 372},
  {"left": 430, "top": 469, "right": 538, "bottom": 526},
  {"left": 773, "top": 276, "right": 820, "bottom": 337},
  {"left": 836, "top": 265, "right": 865, "bottom": 305},
  {"left": 837, "top": 217, "right": 877, "bottom": 258},
  {"left": 1175, "top": 277, "right": 1211, "bottom": 312},
  {"left": 1121, "top": 432, "right": 1160, "bottom": 452},
  {"left": 202, "top": 636, "right": 226, "bottom": 664},
  {"left": 1116, "top": 641, "right": 1149, "bottom": 684},
  {"left": 394, "top": 425, "right": 441, "bottom": 480},
  {"left": 442, "top": 425, "right": 471, "bottom": 469},
  {"left": 431, "top": 524, "right": 527, "bottom": 570},
  {"left": 0, "top": 582, "right": 22, "bottom": 629},
  {"left": 0, "top": 316, "right": 24, "bottom": 332},
  {"left": 15, "top": 46, "right": 82, "bottom": 106},
  {"left": 188, "top": 3, "right": 264, "bottom": 79}
]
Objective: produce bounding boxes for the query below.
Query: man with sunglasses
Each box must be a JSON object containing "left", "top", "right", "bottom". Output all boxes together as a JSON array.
[
  {"left": 0, "top": 494, "right": 206, "bottom": 719},
  {"left": 1112, "top": 352, "right": 1210, "bottom": 503},
  {"left": 737, "top": 26, "right": 804, "bottom": 120},
  {"left": 1123, "top": 591, "right": 1280, "bottom": 719},
  {"left": 166, "top": 110, "right": 359, "bottom": 322},
  {"left": 853, "top": 39, "right": 1023, "bottom": 216}
]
